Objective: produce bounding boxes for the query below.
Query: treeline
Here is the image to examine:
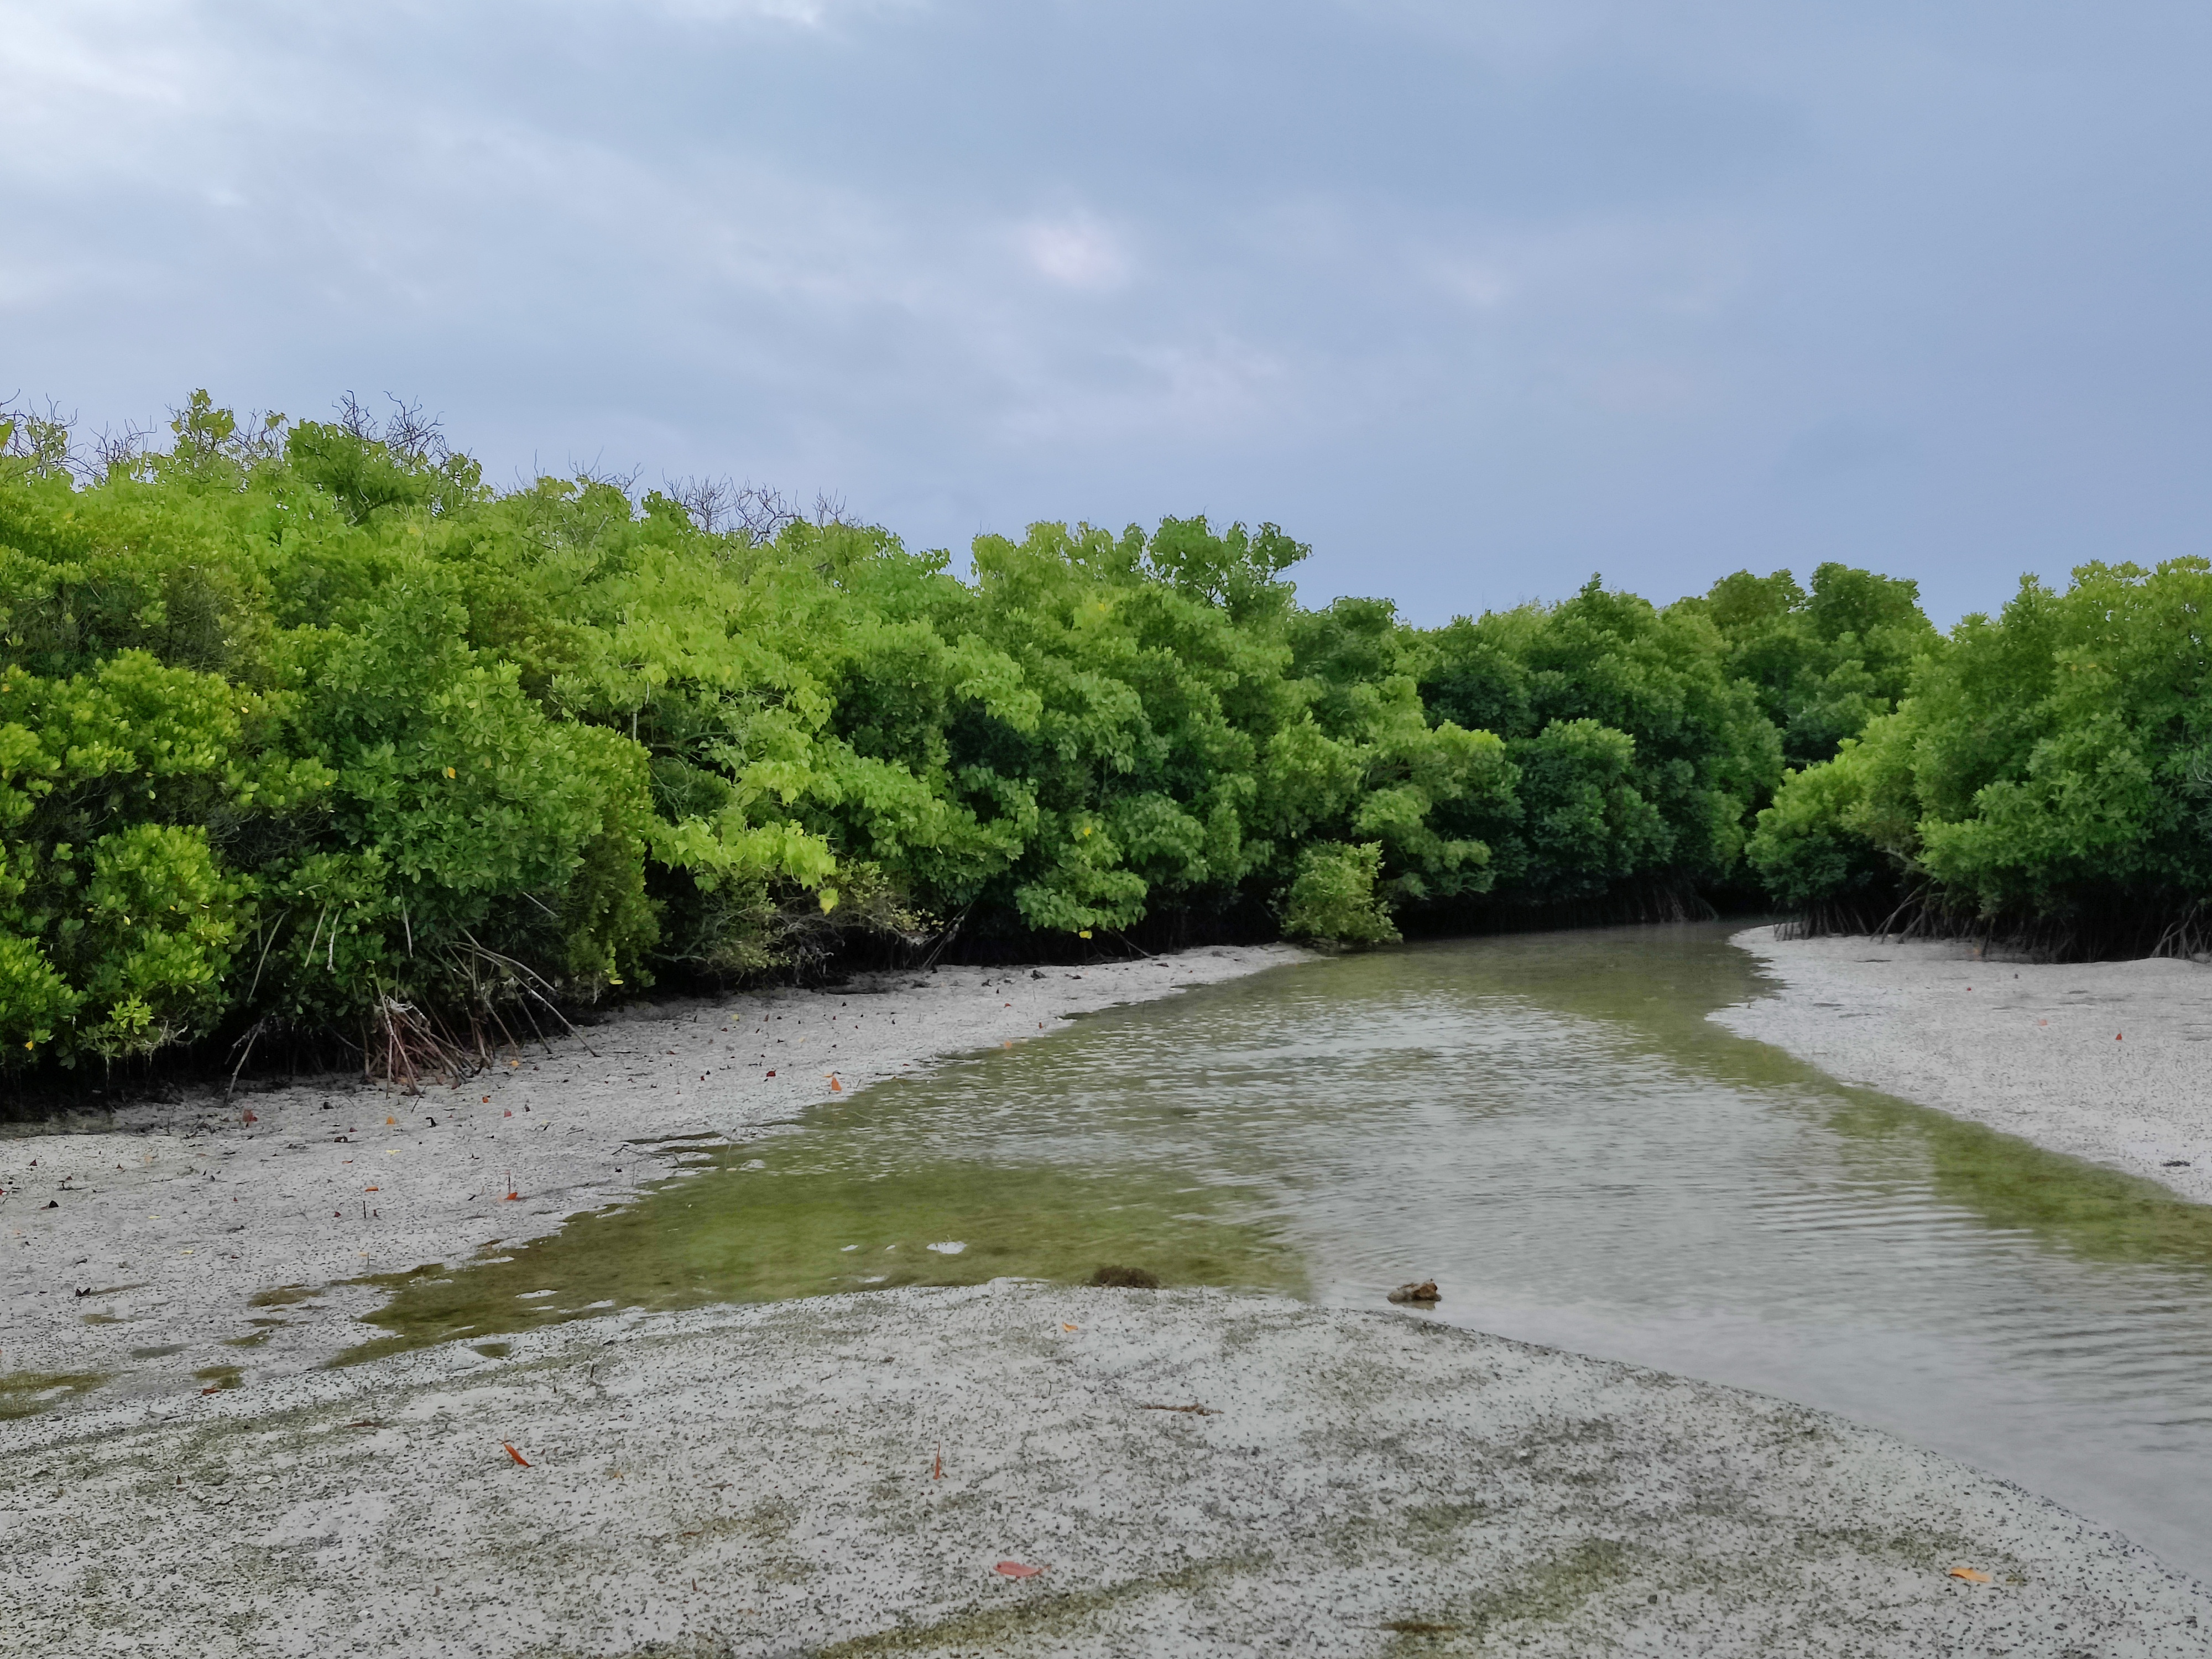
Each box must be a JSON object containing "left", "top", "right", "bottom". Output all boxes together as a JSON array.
[{"left": 3, "top": 390, "right": 2182, "bottom": 1080}]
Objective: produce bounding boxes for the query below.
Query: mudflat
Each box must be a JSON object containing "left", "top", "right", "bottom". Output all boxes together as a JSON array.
[
  {"left": 12, "top": 932, "right": 2212, "bottom": 1656},
  {"left": 9, "top": 1283, "right": 2208, "bottom": 1657},
  {"left": 1, "top": 947, "right": 1305, "bottom": 1408},
  {"left": 1719, "top": 926, "right": 2212, "bottom": 1204}
]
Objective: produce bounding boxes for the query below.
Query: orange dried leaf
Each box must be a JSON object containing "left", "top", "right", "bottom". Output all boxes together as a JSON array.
[
  {"left": 994, "top": 1561, "right": 1042, "bottom": 1579},
  {"left": 1948, "top": 1567, "right": 1990, "bottom": 1583},
  {"left": 1062, "top": 1323, "right": 1079, "bottom": 1332},
  {"left": 504, "top": 1443, "right": 531, "bottom": 1467}
]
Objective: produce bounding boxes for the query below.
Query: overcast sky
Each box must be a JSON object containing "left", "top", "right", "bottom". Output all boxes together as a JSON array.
[{"left": 6, "top": 1, "right": 2210, "bottom": 624}]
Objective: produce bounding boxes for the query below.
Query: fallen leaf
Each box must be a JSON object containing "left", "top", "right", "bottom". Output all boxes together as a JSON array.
[
  {"left": 828, "top": 1075, "right": 842, "bottom": 1093},
  {"left": 994, "top": 1561, "right": 1042, "bottom": 1579},
  {"left": 241, "top": 1110, "right": 257, "bottom": 1124},
  {"left": 504, "top": 1443, "right": 531, "bottom": 1467},
  {"left": 385, "top": 1115, "right": 397, "bottom": 1125},
  {"left": 364, "top": 1186, "right": 379, "bottom": 1193},
  {"left": 1062, "top": 1322, "right": 1079, "bottom": 1332},
  {"left": 1948, "top": 1567, "right": 1990, "bottom": 1583}
]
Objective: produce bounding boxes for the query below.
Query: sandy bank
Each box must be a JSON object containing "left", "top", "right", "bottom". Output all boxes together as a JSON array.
[
  {"left": 1, "top": 946, "right": 1304, "bottom": 1410},
  {"left": 1717, "top": 927, "right": 2212, "bottom": 1205},
  {"left": 7, "top": 1282, "right": 2206, "bottom": 1657}
]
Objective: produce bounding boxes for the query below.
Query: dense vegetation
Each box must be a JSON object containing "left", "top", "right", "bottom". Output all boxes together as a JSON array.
[
  {"left": 4, "top": 390, "right": 2190, "bottom": 1081},
  {"left": 1747, "top": 557, "right": 2212, "bottom": 954}
]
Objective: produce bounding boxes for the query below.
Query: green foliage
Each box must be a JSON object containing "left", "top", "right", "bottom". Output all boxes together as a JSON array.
[
  {"left": 1686, "top": 562, "right": 1939, "bottom": 770},
  {"left": 1281, "top": 842, "right": 1398, "bottom": 946},
  {"left": 1748, "top": 559, "right": 2212, "bottom": 941},
  {"left": 0, "top": 388, "right": 1976, "bottom": 1072},
  {"left": 1418, "top": 577, "right": 1783, "bottom": 902}
]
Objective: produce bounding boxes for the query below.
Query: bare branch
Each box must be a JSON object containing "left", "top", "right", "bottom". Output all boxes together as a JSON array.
[
  {"left": 0, "top": 394, "right": 79, "bottom": 478},
  {"left": 86, "top": 419, "right": 155, "bottom": 479},
  {"left": 664, "top": 474, "right": 807, "bottom": 539},
  {"left": 377, "top": 393, "right": 447, "bottom": 463}
]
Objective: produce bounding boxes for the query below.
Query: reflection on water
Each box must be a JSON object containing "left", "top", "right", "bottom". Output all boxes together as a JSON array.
[{"left": 363, "top": 924, "right": 2212, "bottom": 1579}]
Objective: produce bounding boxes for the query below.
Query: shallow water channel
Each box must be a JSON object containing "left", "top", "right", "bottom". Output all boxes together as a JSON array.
[{"left": 368, "top": 924, "right": 2212, "bottom": 1580}]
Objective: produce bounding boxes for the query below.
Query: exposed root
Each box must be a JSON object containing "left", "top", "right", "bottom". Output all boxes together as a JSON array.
[
  {"left": 1779, "top": 888, "right": 2212, "bottom": 963},
  {"left": 364, "top": 996, "right": 481, "bottom": 1093}
]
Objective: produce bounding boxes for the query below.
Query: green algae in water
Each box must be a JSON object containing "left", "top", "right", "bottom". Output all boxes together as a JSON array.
[
  {"left": 330, "top": 922, "right": 2212, "bottom": 1580},
  {"left": 342, "top": 1152, "right": 1298, "bottom": 1365},
  {"left": 248, "top": 1284, "right": 319, "bottom": 1308},
  {"left": 0, "top": 1370, "right": 107, "bottom": 1419}
]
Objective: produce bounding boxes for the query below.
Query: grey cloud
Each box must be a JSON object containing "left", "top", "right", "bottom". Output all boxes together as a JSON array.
[{"left": 4, "top": 0, "right": 2211, "bottom": 623}]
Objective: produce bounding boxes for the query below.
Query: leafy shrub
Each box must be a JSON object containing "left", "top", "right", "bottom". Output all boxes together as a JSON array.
[
  {"left": 1281, "top": 842, "right": 1398, "bottom": 946},
  {"left": 0, "top": 389, "right": 1971, "bottom": 1073},
  {"left": 1747, "top": 559, "right": 2212, "bottom": 948}
]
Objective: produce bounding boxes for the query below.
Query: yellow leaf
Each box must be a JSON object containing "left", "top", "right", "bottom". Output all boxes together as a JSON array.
[{"left": 1948, "top": 1567, "right": 1990, "bottom": 1583}]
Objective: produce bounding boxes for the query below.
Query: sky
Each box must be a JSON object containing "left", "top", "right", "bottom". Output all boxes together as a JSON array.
[{"left": 6, "top": 1, "right": 2211, "bottom": 625}]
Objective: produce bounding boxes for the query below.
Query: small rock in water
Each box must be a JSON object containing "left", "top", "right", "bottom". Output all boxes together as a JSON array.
[
  {"left": 1091, "top": 1265, "right": 1161, "bottom": 1290},
  {"left": 1387, "top": 1280, "right": 1441, "bottom": 1305}
]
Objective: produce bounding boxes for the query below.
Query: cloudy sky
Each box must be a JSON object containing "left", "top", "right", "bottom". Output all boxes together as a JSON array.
[{"left": 6, "top": 1, "right": 2210, "bottom": 623}]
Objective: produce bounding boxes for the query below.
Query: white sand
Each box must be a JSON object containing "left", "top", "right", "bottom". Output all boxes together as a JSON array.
[
  {"left": 7, "top": 1282, "right": 2206, "bottom": 1657},
  {"left": 1, "top": 946, "right": 1305, "bottom": 1404},
  {"left": 1717, "top": 927, "right": 2212, "bottom": 1204}
]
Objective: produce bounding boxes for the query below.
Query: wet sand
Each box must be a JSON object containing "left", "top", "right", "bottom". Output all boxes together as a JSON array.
[
  {"left": 1719, "top": 926, "right": 2212, "bottom": 1205},
  {"left": 10, "top": 931, "right": 2212, "bottom": 1655},
  {"left": 1, "top": 947, "right": 1305, "bottom": 1408},
  {"left": 8, "top": 1282, "right": 2208, "bottom": 1657}
]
